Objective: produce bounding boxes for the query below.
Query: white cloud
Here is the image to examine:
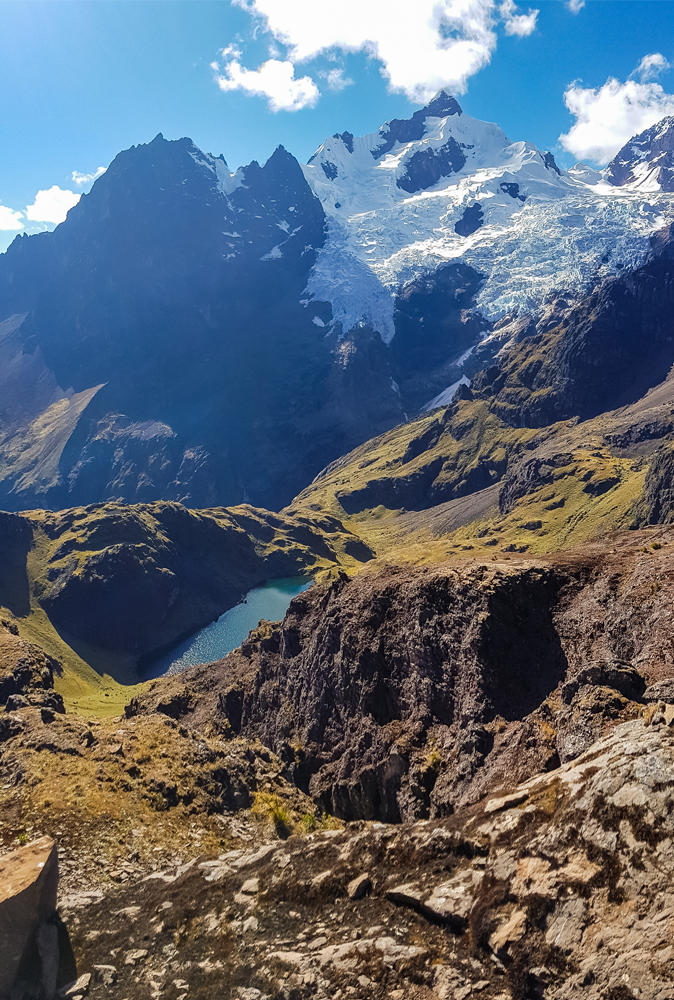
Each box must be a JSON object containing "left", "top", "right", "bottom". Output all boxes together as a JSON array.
[
  {"left": 217, "top": 57, "right": 319, "bottom": 111},
  {"left": 71, "top": 166, "right": 106, "bottom": 187},
  {"left": 25, "top": 186, "right": 80, "bottom": 224},
  {"left": 635, "top": 53, "right": 670, "bottom": 83},
  {"left": 223, "top": 0, "right": 538, "bottom": 106},
  {"left": 560, "top": 71, "right": 674, "bottom": 164},
  {"left": 221, "top": 43, "right": 242, "bottom": 59},
  {"left": 0, "top": 204, "right": 23, "bottom": 231},
  {"left": 501, "top": 0, "right": 538, "bottom": 37},
  {"left": 319, "top": 67, "right": 354, "bottom": 91},
  {"left": 566, "top": 0, "right": 584, "bottom": 12}
]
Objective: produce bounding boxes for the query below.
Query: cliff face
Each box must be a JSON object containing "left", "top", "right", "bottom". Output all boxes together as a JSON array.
[
  {"left": 473, "top": 239, "right": 674, "bottom": 429},
  {"left": 129, "top": 526, "right": 674, "bottom": 824}
]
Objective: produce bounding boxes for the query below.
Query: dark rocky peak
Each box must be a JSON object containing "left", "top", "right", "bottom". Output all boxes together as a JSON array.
[
  {"left": 334, "top": 130, "right": 354, "bottom": 153},
  {"left": 239, "top": 144, "right": 313, "bottom": 205},
  {"left": 424, "top": 88, "right": 464, "bottom": 118},
  {"left": 607, "top": 115, "right": 674, "bottom": 190},
  {"left": 541, "top": 151, "right": 561, "bottom": 175},
  {"left": 0, "top": 138, "right": 323, "bottom": 322},
  {"left": 372, "top": 89, "right": 463, "bottom": 159},
  {"left": 230, "top": 144, "right": 325, "bottom": 263},
  {"left": 0, "top": 134, "right": 241, "bottom": 321},
  {"left": 71, "top": 133, "right": 231, "bottom": 221}
]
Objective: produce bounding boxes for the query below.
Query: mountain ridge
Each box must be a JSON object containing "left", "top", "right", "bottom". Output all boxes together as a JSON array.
[{"left": 1, "top": 98, "right": 674, "bottom": 513}]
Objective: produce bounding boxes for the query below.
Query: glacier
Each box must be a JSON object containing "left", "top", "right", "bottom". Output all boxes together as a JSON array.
[{"left": 301, "top": 92, "right": 674, "bottom": 345}]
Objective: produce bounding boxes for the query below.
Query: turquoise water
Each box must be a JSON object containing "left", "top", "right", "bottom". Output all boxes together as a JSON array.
[{"left": 146, "top": 576, "right": 311, "bottom": 678}]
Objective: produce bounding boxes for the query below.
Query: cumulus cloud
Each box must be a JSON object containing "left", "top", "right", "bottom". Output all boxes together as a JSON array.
[
  {"left": 216, "top": 57, "right": 320, "bottom": 111},
  {"left": 500, "top": 0, "right": 538, "bottom": 37},
  {"left": 221, "top": 0, "right": 538, "bottom": 107},
  {"left": 25, "top": 186, "right": 80, "bottom": 224},
  {"left": 0, "top": 204, "right": 23, "bottom": 231},
  {"left": 72, "top": 166, "right": 106, "bottom": 187},
  {"left": 319, "top": 67, "right": 353, "bottom": 91},
  {"left": 635, "top": 53, "right": 670, "bottom": 83},
  {"left": 566, "top": 0, "right": 584, "bottom": 12},
  {"left": 559, "top": 57, "right": 674, "bottom": 164}
]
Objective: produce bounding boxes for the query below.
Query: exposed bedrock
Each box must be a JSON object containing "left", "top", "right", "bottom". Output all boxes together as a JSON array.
[
  {"left": 0, "top": 618, "right": 63, "bottom": 715},
  {"left": 60, "top": 718, "right": 674, "bottom": 1000},
  {"left": 634, "top": 438, "right": 674, "bottom": 525},
  {"left": 389, "top": 262, "right": 488, "bottom": 415},
  {"left": 129, "top": 532, "right": 674, "bottom": 823}
]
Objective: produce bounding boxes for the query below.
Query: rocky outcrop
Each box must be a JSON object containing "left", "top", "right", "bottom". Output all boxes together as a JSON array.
[
  {"left": 388, "top": 263, "right": 487, "bottom": 414},
  {"left": 607, "top": 115, "right": 674, "bottom": 190},
  {"left": 397, "top": 137, "right": 467, "bottom": 193},
  {"left": 633, "top": 439, "right": 674, "bottom": 524},
  {"left": 128, "top": 561, "right": 570, "bottom": 820},
  {"left": 0, "top": 706, "right": 317, "bottom": 903},
  {"left": 128, "top": 529, "right": 674, "bottom": 823},
  {"left": 55, "top": 715, "right": 674, "bottom": 1000},
  {"left": 0, "top": 837, "right": 60, "bottom": 999},
  {"left": 0, "top": 618, "right": 63, "bottom": 714}
]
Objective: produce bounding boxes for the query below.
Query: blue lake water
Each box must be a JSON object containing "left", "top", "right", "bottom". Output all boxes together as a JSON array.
[{"left": 145, "top": 576, "right": 311, "bottom": 679}]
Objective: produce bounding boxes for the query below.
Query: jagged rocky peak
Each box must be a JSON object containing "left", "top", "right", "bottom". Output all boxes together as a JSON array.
[
  {"left": 606, "top": 115, "right": 674, "bottom": 191},
  {"left": 372, "top": 88, "right": 464, "bottom": 159},
  {"left": 0, "top": 128, "right": 336, "bottom": 514}
]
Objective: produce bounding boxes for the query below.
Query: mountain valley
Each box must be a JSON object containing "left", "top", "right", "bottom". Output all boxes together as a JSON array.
[{"left": 5, "top": 95, "right": 674, "bottom": 1000}]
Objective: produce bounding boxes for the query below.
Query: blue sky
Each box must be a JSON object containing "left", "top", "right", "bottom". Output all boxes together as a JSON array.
[{"left": 2, "top": 0, "right": 674, "bottom": 251}]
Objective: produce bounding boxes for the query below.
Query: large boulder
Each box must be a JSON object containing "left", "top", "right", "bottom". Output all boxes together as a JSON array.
[{"left": 0, "top": 837, "right": 59, "bottom": 999}]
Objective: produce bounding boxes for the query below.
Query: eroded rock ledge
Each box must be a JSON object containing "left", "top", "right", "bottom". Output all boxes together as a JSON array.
[{"left": 61, "top": 716, "right": 674, "bottom": 1000}]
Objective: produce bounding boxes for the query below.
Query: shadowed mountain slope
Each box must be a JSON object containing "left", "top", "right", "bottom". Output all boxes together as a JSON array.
[{"left": 0, "top": 135, "right": 402, "bottom": 512}]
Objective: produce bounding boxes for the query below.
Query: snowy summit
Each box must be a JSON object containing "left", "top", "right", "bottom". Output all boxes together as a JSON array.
[{"left": 302, "top": 91, "right": 674, "bottom": 344}]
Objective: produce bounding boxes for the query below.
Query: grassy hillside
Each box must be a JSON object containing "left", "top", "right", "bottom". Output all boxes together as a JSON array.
[
  {"left": 0, "top": 500, "right": 372, "bottom": 714},
  {"left": 287, "top": 395, "right": 651, "bottom": 570}
]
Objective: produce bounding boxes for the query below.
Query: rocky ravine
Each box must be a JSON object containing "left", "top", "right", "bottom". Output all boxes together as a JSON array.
[
  {"left": 47, "top": 713, "right": 674, "bottom": 1000},
  {"left": 130, "top": 527, "right": 674, "bottom": 825},
  {"left": 3, "top": 529, "right": 674, "bottom": 997}
]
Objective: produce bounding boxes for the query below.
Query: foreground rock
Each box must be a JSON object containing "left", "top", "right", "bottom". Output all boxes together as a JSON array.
[
  {"left": 60, "top": 716, "right": 674, "bottom": 999},
  {"left": 0, "top": 837, "right": 60, "bottom": 999},
  {"left": 129, "top": 528, "right": 674, "bottom": 822}
]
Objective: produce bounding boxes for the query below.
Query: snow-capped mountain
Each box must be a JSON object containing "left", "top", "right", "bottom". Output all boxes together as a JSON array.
[
  {"left": 302, "top": 91, "right": 674, "bottom": 345},
  {"left": 2, "top": 100, "right": 674, "bottom": 513},
  {"left": 606, "top": 116, "right": 674, "bottom": 192}
]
